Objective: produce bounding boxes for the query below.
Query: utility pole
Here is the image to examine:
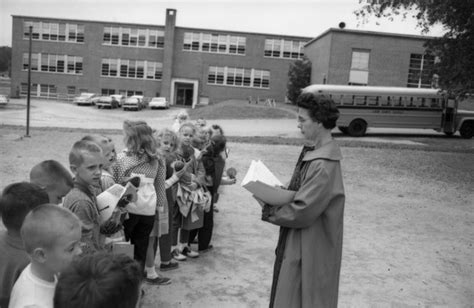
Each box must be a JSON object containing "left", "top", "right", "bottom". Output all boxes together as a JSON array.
[{"left": 25, "top": 25, "right": 32, "bottom": 137}]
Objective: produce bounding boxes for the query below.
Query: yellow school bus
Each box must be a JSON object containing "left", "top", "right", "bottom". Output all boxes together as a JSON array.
[{"left": 303, "top": 84, "right": 474, "bottom": 138}]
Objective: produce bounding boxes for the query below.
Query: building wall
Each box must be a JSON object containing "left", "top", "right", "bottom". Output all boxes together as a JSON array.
[
  {"left": 305, "top": 32, "right": 332, "bottom": 85},
  {"left": 11, "top": 12, "right": 311, "bottom": 105},
  {"left": 311, "top": 30, "right": 429, "bottom": 87}
]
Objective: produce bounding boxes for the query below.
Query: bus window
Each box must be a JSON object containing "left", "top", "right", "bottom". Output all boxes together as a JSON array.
[
  {"left": 418, "top": 97, "right": 427, "bottom": 108},
  {"left": 367, "top": 96, "right": 379, "bottom": 106},
  {"left": 354, "top": 95, "right": 366, "bottom": 105},
  {"left": 408, "top": 97, "right": 415, "bottom": 107},
  {"left": 393, "top": 96, "right": 403, "bottom": 107},
  {"left": 342, "top": 95, "right": 353, "bottom": 105},
  {"left": 380, "top": 96, "right": 391, "bottom": 106}
]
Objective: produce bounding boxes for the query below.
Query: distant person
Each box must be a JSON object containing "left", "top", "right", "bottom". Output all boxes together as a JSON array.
[
  {"left": 171, "top": 111, "right": 189, "bottom": 133},
  {"left": 0, "top": 182, "right": 49, "bottom": 308},
  {"left": 54, "top": 252, "right": 143, "bottom": 308},
  {"left": 9, "top": 204, "right": 82, "bottom": 308},
  {"left": 261, "top": 93, "right": 345, "bottom": 307},
  {"left": 63, "top": 140, "right": 105, "bottom": 254},
  {"left": 29, "top": 160, "right": 74, "bottom": 205}
]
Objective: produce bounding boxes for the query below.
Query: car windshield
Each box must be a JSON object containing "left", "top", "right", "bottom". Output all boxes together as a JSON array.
[{"left": 153, "top": 98, "right": 165, "bottom": 102}]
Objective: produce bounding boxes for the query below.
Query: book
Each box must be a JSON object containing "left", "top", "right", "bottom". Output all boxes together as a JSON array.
[
  {"left": 241, "top": 160, "right": 296, "bottom": 206},
  {"left": 96, "top": 181, "right": 138, "bottom": 223}
]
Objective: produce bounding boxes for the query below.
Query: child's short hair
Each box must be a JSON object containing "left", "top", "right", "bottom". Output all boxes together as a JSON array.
[
  {"left": 54, "top": 252, "right": 142, "bottom": 308},
  {"left": 123, "top": 120, "right": 157, "bottom": 159},
  {"left": 81, "top": 135, "right": 109, "bottom": 147},
  {"left": 209, "top": 124, "right": 224, "bottom": 137},
  {"left": 154, "top": 128, "right": 178, "bottom": 152},
  {"left": 21, "top": 204, "right": 81, "bottom": 254},
  {"left": 0, "top": 182, "right": 49, "bottom": 231},
  {"left": 69, "top": 140, "right": 102, "bottom": 167},
  {"left": 29, "top": 160, "right": 74, "bottom": 203},
  {"left": 205, "top": 134, "right": 227, "bottom": 157}
]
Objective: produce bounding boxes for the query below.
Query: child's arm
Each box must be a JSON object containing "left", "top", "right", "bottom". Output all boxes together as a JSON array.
[{"left": 66, "top": 199, "right": 101, "bottom": 253}]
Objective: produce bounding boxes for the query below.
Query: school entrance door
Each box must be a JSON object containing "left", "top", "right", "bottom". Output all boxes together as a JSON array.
[
  {"left": 175, "top": 83, "right": 193, "bottom": 106},
  {"left": 170, "top": 78, "right": 199, "bottom": 108}
]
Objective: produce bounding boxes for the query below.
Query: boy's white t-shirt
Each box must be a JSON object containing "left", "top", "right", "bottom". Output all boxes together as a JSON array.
[{"left": 8, "top": 264, "right": 57, "bottom": 308}]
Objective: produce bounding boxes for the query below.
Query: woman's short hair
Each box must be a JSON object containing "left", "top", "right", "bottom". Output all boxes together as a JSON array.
[{"left": 296, "top": 92, "right": 340, "bottom": 129}]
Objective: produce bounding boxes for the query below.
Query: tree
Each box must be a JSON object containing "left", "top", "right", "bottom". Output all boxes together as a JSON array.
[
  {"left": 355, "top": 0, "right": 474, "bottom": 97},
  {"left": 0, "top": 46, "right": 12, "bottom": 76},
  {"left": 287, "top": 56, "right": 311, "bottom": 104}
]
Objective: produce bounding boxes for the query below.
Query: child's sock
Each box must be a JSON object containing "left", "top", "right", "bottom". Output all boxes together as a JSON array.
[
  {"left": 178, "top": 242, "right": 185, "bottom": 251},
  {"left": 145, "top": 266, "right": 158, "bottom": 279}
]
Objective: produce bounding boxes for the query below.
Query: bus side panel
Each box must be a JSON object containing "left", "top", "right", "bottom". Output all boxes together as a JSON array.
[{"left": 338, "top": 108, "right": 442, "bottom": 129}]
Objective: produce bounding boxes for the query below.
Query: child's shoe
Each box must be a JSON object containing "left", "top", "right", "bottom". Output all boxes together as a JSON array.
[
  {"left": 182, "top": 246, "right": 199, "bottom": 258},
  {"left": 145, "top": 275, "right": 172, "bottom": 285},
  {"left": 172, "top": 248, "right": 187, "bottom": 261},
  {"left": 160, "top": 260, "right": 179, "bottom": 271}
]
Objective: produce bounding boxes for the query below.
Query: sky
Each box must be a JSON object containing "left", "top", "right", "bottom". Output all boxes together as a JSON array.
[{"left": 0, "top": 0, "right": 446, "bottom": 47}]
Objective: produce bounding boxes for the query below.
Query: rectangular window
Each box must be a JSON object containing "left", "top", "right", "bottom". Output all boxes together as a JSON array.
[
  {"left": 156, "top": 31, "right": 164, "bottom": 48},
  {"left": 58, "top": 23, "right": 66, "bottom": 41},
  {"left": 110, "top": 59, "right": 118, "bottom": 76},
  {"left": 184, "top": 32, "right": 192, "bottom": 50},
  {"left": 122, "top": 28, "right": 130, "bottom": 46},
  {"left": 264, "top": 39, "right": 273, "bottom": 57},
  {"left": 128, "top": 60, "right": 136, "bottom": 78},
  {"left": 41, "top": 54, "right": 48, "bottom": 71},
  {"left": 75, "top": 57, "right": 83, "bottom": 74},
  {"left": 272, "top": 40, "right": 281, "bottom": 57},
  {"left": 68, "top": 24, "right": 77, "bottom": 42},
  {"left": 129, "top": 28, "right": 138, "bottom": 46},
  {"left": 136, "top": 61, "right": 145, "bottom": 79},
  {"left": 208, "top": 66, "right": 217, "bottom": 84},
  {"left": 407, "top": 53, "right": 435, "bottom": 88},
  {"left": 120, "top": 59, "right": 129, "bottom": 77},
  {"left": 77, "top": 25, "right": 84, "bottom": 42},
  {"left": 101, "top": 58, "right": 110, "bottom": 76},
  {"left": 211, "top": 34, "right": 218, "bottom": 52},
  {"left": 48, "top": 54, "right": 57, "bottom": 72},
  {"left": 202, "top": 33, "right": 211, "bottom": 52},
  {"left": 57, "top": 55, "right": 65, "bottom": 73},
  {"left": 154, "top": 62, "right": 163, "bottom": 79},
  {"left": 103, "top": 27, "right": 111, "bottom": 44},
  {"left": 218, "top": 34, "right": 227, "bottom": 53},
  {"left": 23, "top": 53, "right": 29, "bottom": 70},
  {"left": 24, "top": 21, "right": 33, "bottom": 38},
  {"left": 111, "top": 27, "right": 120, "bottom": 45},
  {"left": 101, "top": 88, "right": 115, "bottom": 95},
  {"left": 32, "top": 22, "right": 41, "bottom": 39},
  {"left": 216, "top": 67, "right": 225, "bottom": 84},
  {"left": 138, "top": 29, "right": 147, "bottom": 46},
  {"left": 31, "top": 53, "right": 39, "bottom": 71},
  {"left": 253, "top": 70, "right": 263, "bottom": 88},
  {"left": 237, "top": 37, "right": 246, "bottom": 54},
  {"left": 243, "top": 69, "right": 251, "bottom": 86},
  {"left": 226, "top": 67, "right": 236, "bottom": 85},
  {"left": 192, "top": 33, "right": 200, "bottom": 51},
  {"left": 149, "top": 30, "right": 157, "bottom": 47},
  {"left": 349, "top": 49, "right": 370, "bottom": 85},
  {"left": 50, "top": 23, "right": 59, "bottom": 40},
  {"left": 67, "top": 86, "right": 76, "bottom": 95},
  {"left": 146, "top": 62, "right": 155, "bottom": 79},
  {"left": 265, "top": 38, "right": 305, "bottom": 59},
  {"left": 229, "top": 36, "right": 238, "bottom": 54},
  {"left": 42, "top": 22, "right": 50, "bottom": 40},
  {"left": 235, "top": 68, "right": 244, "bottom": 86}
]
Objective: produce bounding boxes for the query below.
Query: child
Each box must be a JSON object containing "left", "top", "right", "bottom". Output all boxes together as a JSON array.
[
  {"left": 171, "top": 123, "right": 207, "bottom": 260},
  {"left": 0, "top": 183, "right": 49, "bottom": 308},
  {"left": 54, "top": 252, "right": 142, "bottom": 308},
  {"left": 189, "top": 135, "right": 236, "bottom": 252},
  {"left": 9, "top": 204, "right": 82, "bottom": 308},
  {"left": 63, "top": 140, "right": 105, "bottom": 254},
  {"left": 111, "top": 120, "right": 178, "bottom": 284},
  {"left": 29, "top": 160, "right": 74, "bottom": 205},
  {"left": 171, "top": 110, "right": 189, "bottom": 132},
  {"left": 149, "top": 129, "right": 181, "bottom": 270}
]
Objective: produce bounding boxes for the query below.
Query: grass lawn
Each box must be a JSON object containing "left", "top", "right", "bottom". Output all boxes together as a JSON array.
[{"left": 187, "top": 99, "right": 297, "bottom": 119}]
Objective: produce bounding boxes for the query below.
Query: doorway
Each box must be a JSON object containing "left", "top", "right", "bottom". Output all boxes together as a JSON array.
[{"left": 175, "top": 83, "right": 194, "bottom": 106}]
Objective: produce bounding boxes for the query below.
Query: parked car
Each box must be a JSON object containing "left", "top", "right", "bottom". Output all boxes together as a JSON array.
[
  {"left": 73, "top": 92, "right": 99, "bottom": 106},
  {"left": 0, "top": 94, "right": 9, "bottom": 107},
  {"left": 96, "top": 94, "right": 124, "bottom": 109},
  {"left": 123, "top": 95, "right": 146, "bottom": 111},
  {"left": 149, "top": 97, "right": 170, "bottom": 109}
]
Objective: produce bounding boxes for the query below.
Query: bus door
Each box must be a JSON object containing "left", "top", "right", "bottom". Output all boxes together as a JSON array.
[{"left": 441, "top": 97, "right": 457, "bottom": 134}]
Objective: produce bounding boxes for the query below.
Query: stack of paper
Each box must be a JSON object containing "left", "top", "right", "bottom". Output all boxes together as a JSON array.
[
  {"left": 241, "top": 160, "right": 296, "bottom": 206},
  {"left": 96, "top": 181, "right": 138, "bottom": 223}
]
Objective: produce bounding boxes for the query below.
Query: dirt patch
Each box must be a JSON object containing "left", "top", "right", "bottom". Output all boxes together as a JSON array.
[{"left": 0, "top": 126, "right": 472, "bottom": 307}]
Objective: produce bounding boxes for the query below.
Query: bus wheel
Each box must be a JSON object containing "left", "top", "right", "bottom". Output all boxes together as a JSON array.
[
  {"left": 348, "top": 119, "right": 367, "bottom": 137},
  {"left": 338, "top": 126, "right": 348, "bottom": 134},
  {"left": 459, "top": 121, "right": 474, "bottom": 139}
]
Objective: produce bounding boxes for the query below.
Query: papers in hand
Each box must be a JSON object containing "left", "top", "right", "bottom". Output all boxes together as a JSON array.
[
  {"left": 96, "top": 182, "right": 137, "bottom": 223},
  {"left": 241, "top": 160, "right": 296, "bottom": 206}
]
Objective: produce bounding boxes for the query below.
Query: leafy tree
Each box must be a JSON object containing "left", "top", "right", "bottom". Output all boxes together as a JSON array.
[
  {"left": 0, "top": 46, "right": 12, "bottom": 75},
  {"left": 355, "top": 0, "right": 474, "bottom": 97},
  {"left": 287, "top": 56, "right": 311, "bottom": 104}
]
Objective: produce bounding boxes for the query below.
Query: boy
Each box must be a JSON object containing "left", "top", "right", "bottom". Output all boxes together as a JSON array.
[
  {"left": 9, "top": 204, "right": 82, "bottom": 308},
  {"left": 29, "top": 160, "right": 74, "bottom": 205},
  {"left": 63, "top": 140, "right": 105, "bottom": 254},
  {"left": 54, "top": 252, "right": 143, "bottom": 308},
  {"left": 0, "top": 182, "right": 49, "bottom": 308}
]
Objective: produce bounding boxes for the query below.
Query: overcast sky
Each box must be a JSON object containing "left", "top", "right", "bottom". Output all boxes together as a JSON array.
[{"left": 0, "top": 0, "right": 445, "bottom": 46}]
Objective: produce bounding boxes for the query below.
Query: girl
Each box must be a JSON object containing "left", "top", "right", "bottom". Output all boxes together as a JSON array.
[
  {"left": 111, "top": 120, "right": 181, "bottom": 285},
  {"left": 171, "top": 123, "right": 206, "bottom": 260},
  {"left": 188, "top": 134, "right": 236, "bottom": 251}
]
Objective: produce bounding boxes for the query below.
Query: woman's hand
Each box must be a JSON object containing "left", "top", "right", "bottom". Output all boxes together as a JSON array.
[{"left": 221, "top": 176, "right": 237, "bottom": 185}]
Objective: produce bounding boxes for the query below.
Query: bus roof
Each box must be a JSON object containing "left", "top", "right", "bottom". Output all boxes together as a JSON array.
[{"left": 303, "top": 84, "right": 443, "bottom": 96}]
